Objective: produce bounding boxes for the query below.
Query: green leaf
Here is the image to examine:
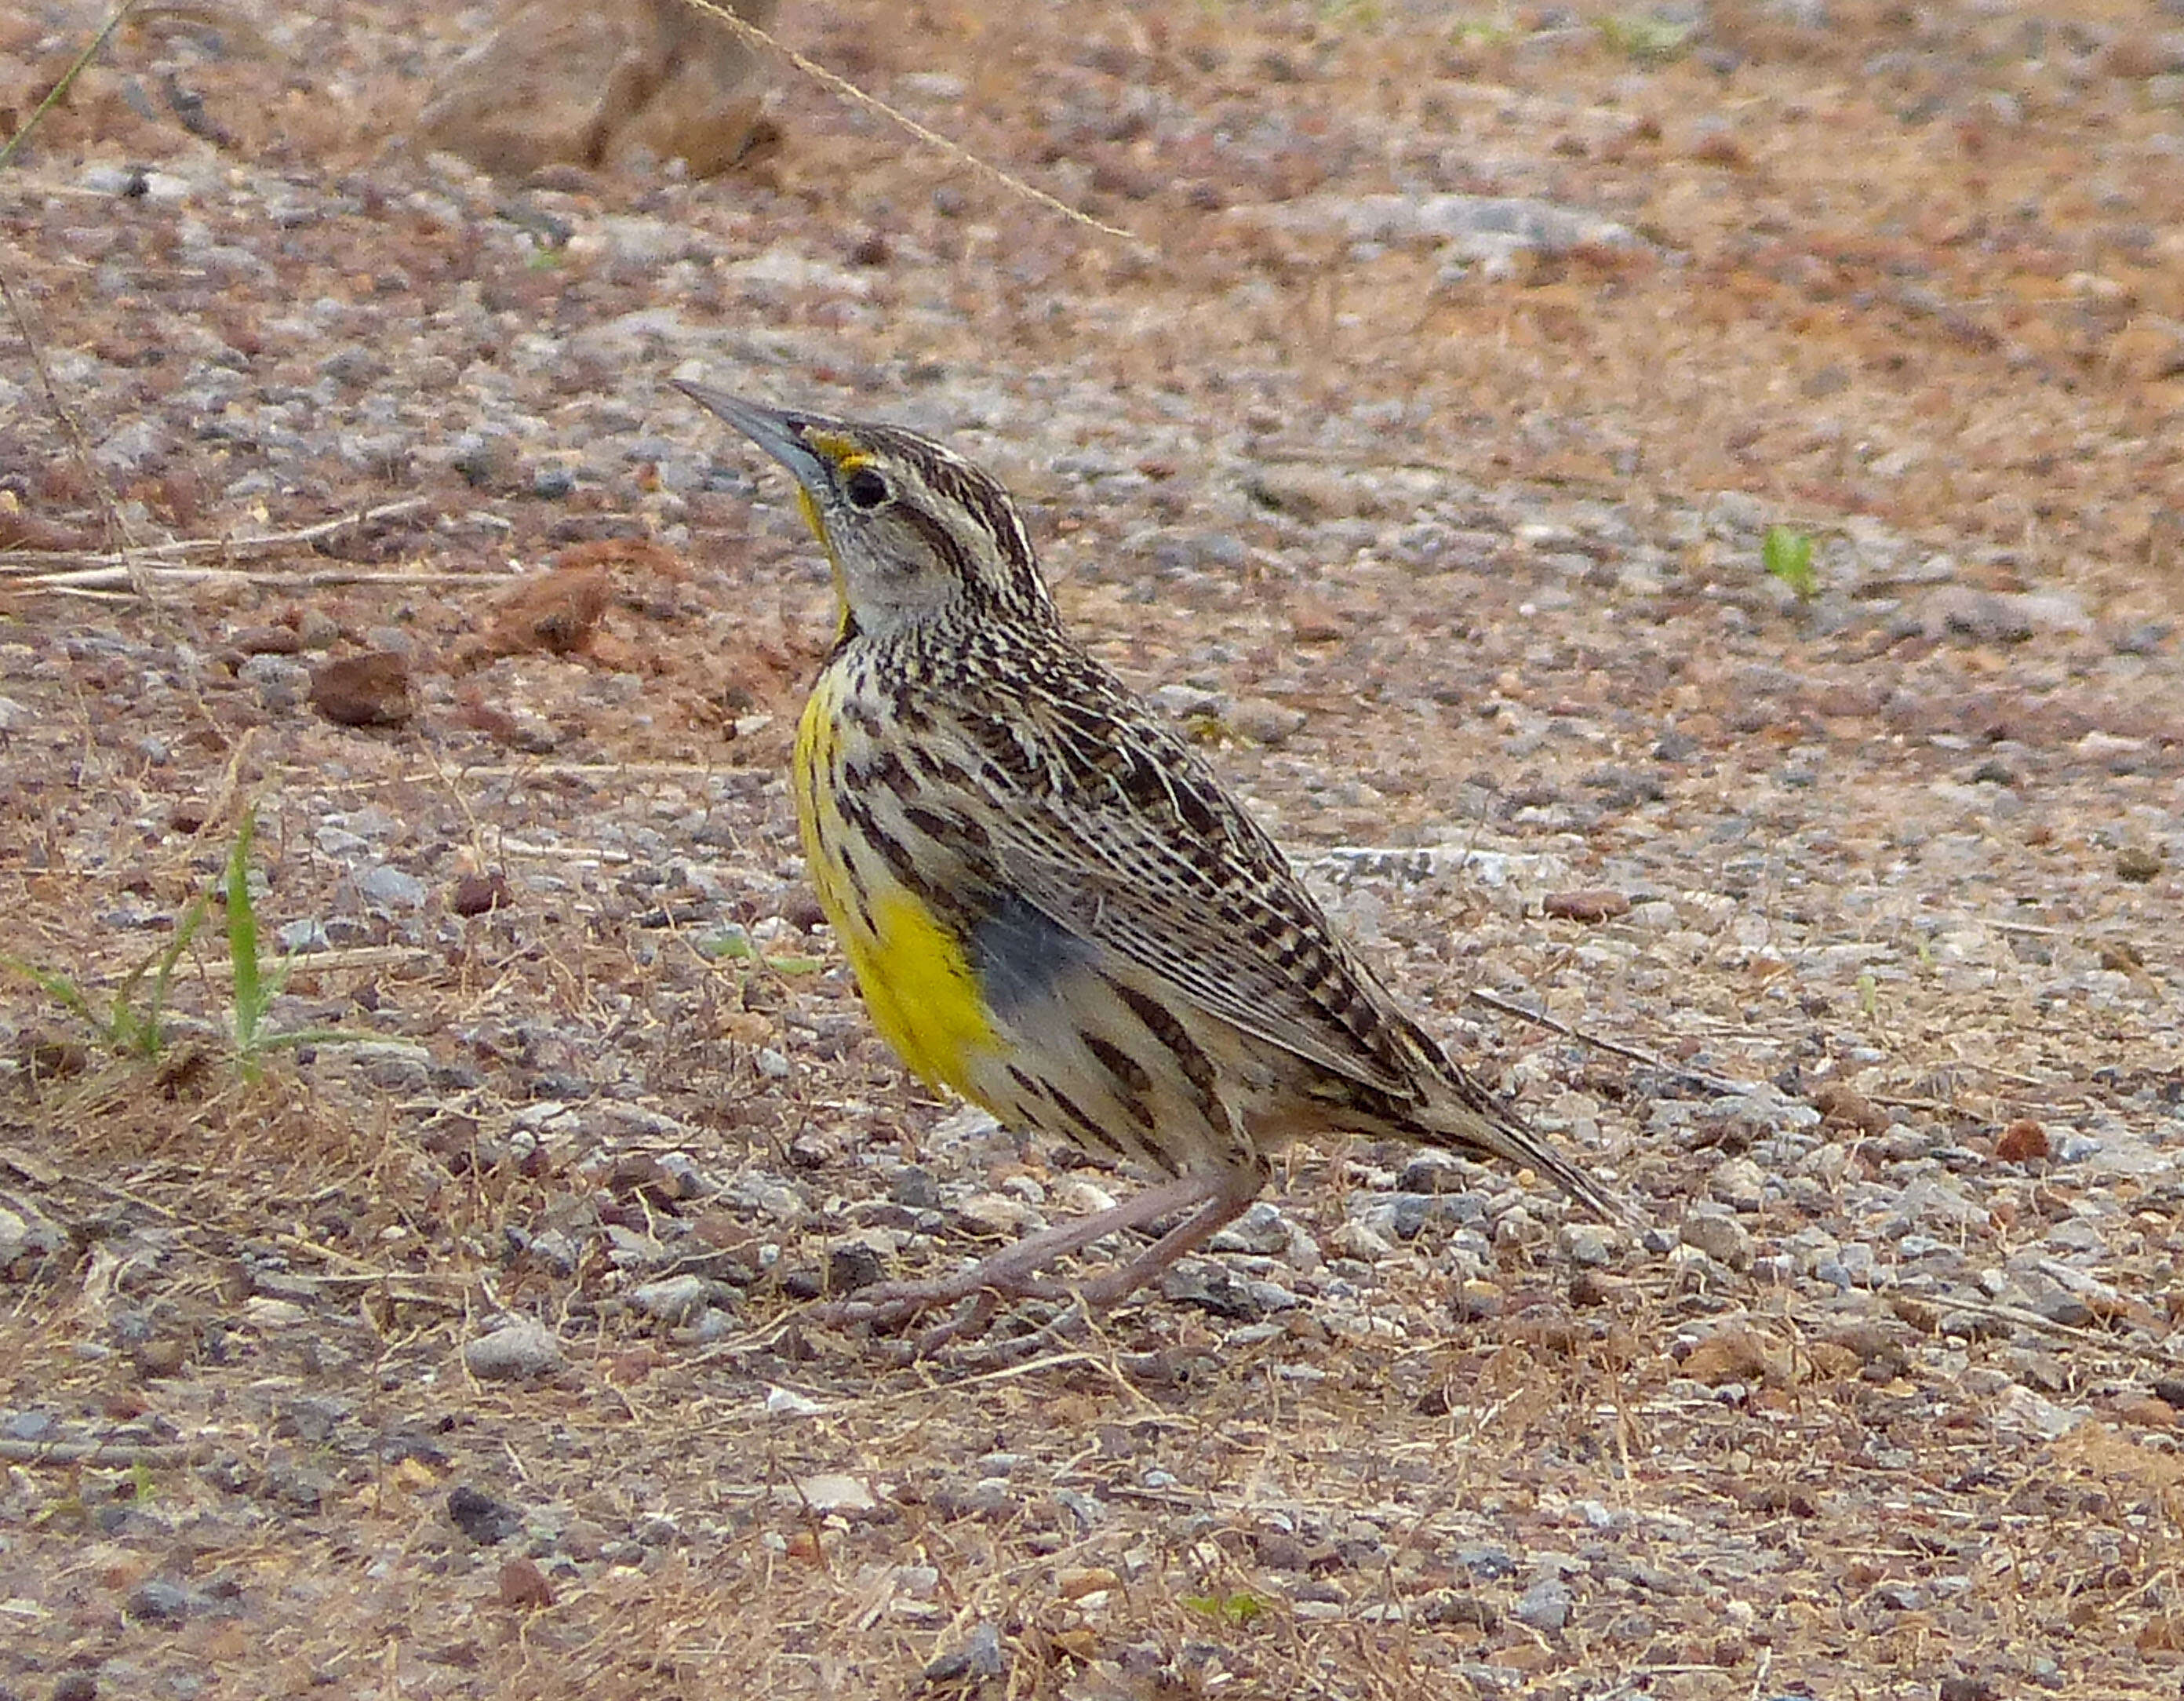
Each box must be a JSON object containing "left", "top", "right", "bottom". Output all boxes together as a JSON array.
[
  {"left": 140, "top": 890, "right": 209, "bottom": 1057},
  {"left": 1, "top": 956, "right": 98, "bottom": 1030},
  {"left": 1761, "top": 525, "right": 1818, "bottom": 600},
  {"left": 226, "top": 809, "right": 264, "bottom": 1057},
  {"left": 1182, "top": 1591, "right": 1265, "bottom": 1626}
]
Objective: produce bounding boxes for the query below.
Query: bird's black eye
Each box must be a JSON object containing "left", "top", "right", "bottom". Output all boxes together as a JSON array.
[{"left": 843, "top": 467, "right": 890, "bottom": 510}]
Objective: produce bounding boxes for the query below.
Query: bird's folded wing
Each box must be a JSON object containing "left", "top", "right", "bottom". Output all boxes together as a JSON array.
[{"left": 956, "top": 754, "right": 1424, "bottom": 1099}]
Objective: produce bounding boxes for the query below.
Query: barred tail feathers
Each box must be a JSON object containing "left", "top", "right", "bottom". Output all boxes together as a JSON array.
[{"left": 1416, "top": 1076, "right": 1638, "bottom": 1228}]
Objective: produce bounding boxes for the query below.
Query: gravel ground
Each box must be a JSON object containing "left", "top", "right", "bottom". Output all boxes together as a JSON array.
[{"left": 2, "top": 2, "right": 2182, "bottom": 1697}]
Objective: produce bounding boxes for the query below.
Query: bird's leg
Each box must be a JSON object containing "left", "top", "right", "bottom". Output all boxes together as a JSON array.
[
  {"left": 1071, "top": 1164, "right": 1262, "bottom": 1306},
  {"left": 814, "top": 1169, "right": 1239, "bottom": 1334}
]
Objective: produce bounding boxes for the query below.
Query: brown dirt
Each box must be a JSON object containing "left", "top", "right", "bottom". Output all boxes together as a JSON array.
[{"left": 1, "top": 2, "right": 2181, "bottom": 1697}]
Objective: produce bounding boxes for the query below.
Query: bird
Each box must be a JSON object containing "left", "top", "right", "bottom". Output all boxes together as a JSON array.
[{"left": 675, "top": 381, "right": 1629, "bottom": 1335}]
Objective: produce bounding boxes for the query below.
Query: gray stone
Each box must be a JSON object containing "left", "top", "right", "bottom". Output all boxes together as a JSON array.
[
  {"left": 1162, "top": 1262, "right": 1266, "bottom": 1320},
  {"left": 1679, "top": 1208, "right": 1754, "bottom": 1271},
  {"left": 126, "top": 1579, "right": 192, "bottom": 1625},
  {"left": 2045, "top": 1217, "right": 2106, "bottom": 1253},
  {"left": 791, "top": 1473, "right": 875, "bottom": 1513},
  {"left": 1560, "top": 1223, "right": 1615, "bottom": 1266},
  {"left": 1708, "top": 1156, "right": 1769, "bottom": 1212},
  {"left": 1, "top": 1410, "right": 54, "bottom": 1442},
  {"left": 1231, "top": 696, "right": 1309, "bottom": 746},
  {"left": 0, "top": 1199, "right": 64, "bottom": 1269},
  {"left": 238, "top": 653, "right": 311, "bottom": 712},
  {"left": 358, "top": 863, "right": 428, "bottom": 910},
  {"left": 1885, "top": 1174, "right": 1982, "bottom": 1233},
  {"left": 924, "top": 1622, "right": 1006, "bottom": 1682},
  {"left": 463, "top": 1318, "right": 563, "bottom": 1381},
  {"left": 447, "top": 1483, "right": 524, "bottom": 1545},
  {"left": 1210, "top": 1201, "right": 1296, "bottom": 1258},
  {"left": 631, "top": 1273, "right": 730, "bottom": 1325},
  {"left": 1148, "top": 683, "right": 1225, "bottom": 719},
  {"left": 889, "top": 1165, "right": 941, "bottom": 1209},
  {"left": 276, "top": 917, "right": 330, "bottom": 954},
  {"left": 1513, "top": 1578, "right": 1573, "bottom": 1632}
]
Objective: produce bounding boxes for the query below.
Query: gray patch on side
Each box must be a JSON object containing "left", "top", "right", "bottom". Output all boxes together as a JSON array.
[{"left": 966, "top": 894, "right": 1091, "bottom": 1020}]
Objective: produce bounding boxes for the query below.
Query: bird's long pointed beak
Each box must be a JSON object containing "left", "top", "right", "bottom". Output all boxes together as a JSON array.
[{"left": 673, "top": 381, "right": 831, "bottom": 494}]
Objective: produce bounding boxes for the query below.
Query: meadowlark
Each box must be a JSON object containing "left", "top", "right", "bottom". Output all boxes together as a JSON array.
[{"left": 677, "top": 382, "right": 1628, "bottom": 1332}]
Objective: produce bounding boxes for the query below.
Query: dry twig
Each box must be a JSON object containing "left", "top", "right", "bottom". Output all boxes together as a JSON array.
[{"left": 678, "top": 0, "right": 1150, "bottom": 253}]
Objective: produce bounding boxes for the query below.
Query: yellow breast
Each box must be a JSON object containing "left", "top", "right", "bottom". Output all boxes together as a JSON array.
[{"left": 793, "top": 679, "right": 999, "bottom": 1100}]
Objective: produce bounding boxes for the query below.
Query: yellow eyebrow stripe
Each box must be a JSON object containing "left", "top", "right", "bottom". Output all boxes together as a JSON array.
[{"left": 802, "top": 430, "right": 866, "bottom": 468}]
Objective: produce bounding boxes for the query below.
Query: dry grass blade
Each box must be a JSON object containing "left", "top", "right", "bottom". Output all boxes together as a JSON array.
[
  {"left": 0, "top": 0, "right": 148, "bottom": 173},
  {"left": 1, "top": 0, "right": 152, "bottom": 563},
  {"left": 0, "top": 496, "right": 429, "bottom": 566},
  {"left": 1466, "top": 985, "right": 1757, "bottom": 1096},
  {"left": 0, "top": 498, "right": 482, "bottom": 599},
  {"left": 675, "top": 0, "right": 1151, "bottom": 253}
]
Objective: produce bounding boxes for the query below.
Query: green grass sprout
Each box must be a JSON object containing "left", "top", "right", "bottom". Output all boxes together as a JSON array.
[{"left": 1763, "top": 524, "right": 1819, "bottom": 600}]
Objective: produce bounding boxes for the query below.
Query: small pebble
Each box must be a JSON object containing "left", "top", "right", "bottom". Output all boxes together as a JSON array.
[
  {"left": 447, "top": 1484, "right": 525, "bottom": 1546},
  {"left": 828, "top": 1242, "right": 886, "bottom": 1294},
  {"left": 1680, "top": 1209, "right": 1754, "bottom": 1271},
  {"left": 923, "top": 1623, "right": 1006, "bottom": 1681},
  {"left": 1209, "top": 1200, "right": 1297, "bottom": 1257},
  {"left": 126, "top": 1579, "right": 191, "bottom": 1625},
  {"left": 498, "top": 1557, "right": 555, "bottom": 1608},
  {"left": 1559, "top": 1223, "right": 1614, "bottom": 1266},
  {"left": 1230, "top": 696, "right": 1308, "bottom": 746},
  {"left": 889, "top": 1165, "right": 941, "bottom": 1208},
  {"left": 2116, "top": 846, "right": 2163, "bottom": 882},
  {"left": 1542, "top": 888, "right": 1631, "bottom": 923},
  {"left": 358, "top": 863, "right": 429, "bottom": 910},
  {"left": 463, "top": 1318, "right": 563, "bottom": 1382},
  {"left": 310, "top": 651, "right": 413, "bottom": 727},
  {"left": 1160, "top": 1262, "right": 1265, "bottom": 1320},
  {"left": 1513, "top": 1577, "right": 1572, "bottom": 1632},
  {"left": 1708, "top": 1156, "right": 1769, "bottom": 1213},
  {"left": 452, "top": 871, "right": 512, "bottom": 916},
  {"left": 630, "top": 1274, "right": 726, "bottom": 1325},
  {"left": 276, "top": 918, "right": 330, "bottom": 953},
  {"left": 793, "top": 1473, "right": 876, "bottom": 1513},
  {"left": 238, "top": 653, "right": 312, "bottom": 712}
]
